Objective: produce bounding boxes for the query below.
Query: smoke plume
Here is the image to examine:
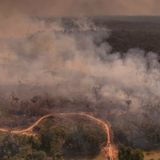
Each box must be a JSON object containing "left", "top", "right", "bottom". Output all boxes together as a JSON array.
[
  {"left": 0, "top": 16, "right": 160, "bottom": 149},
  {"left": 0, "top": 17, "right": 160, "bottom": 102}
]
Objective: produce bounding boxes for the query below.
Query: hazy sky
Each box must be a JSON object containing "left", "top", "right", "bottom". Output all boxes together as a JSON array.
[{"left": 0, "top": 0, "right": 160, "bottom": 17}]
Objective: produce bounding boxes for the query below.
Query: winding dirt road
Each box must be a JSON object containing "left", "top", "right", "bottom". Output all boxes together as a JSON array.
[{"left": 0, "top": 112, "right": 115, "bottom": 160}]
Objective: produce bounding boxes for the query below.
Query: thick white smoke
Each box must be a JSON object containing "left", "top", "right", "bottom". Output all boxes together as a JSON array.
[{"left": 0, "top": 16, "right": 160, "bottom": 112}]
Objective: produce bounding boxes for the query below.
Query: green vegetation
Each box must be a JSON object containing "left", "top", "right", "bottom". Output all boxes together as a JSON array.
[
  {"left": 0, "top": 133, "right": 44, "bottom": 160},
  {"left": 118, "top": 145, "right": 144, "bottom": 160},
  {"left": 0, "top": 117, "right": 106, "bottom": 160}
]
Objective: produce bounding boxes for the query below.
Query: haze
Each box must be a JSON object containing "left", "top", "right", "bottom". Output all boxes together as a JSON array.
[{"left": 0, "top": 0, "right": 160, "bottom": 17}]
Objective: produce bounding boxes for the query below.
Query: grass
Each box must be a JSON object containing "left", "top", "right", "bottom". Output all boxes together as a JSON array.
[{"left": 144, "top": 151, "right": 160, "bottom": 160}]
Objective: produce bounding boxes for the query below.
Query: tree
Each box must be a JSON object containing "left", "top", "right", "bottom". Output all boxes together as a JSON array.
[
  {"left": 26, "top": 150, "right": 47, "bottom": 160},
  {"left": 118, "top": 145, "right": 144, "bottom": 160}
]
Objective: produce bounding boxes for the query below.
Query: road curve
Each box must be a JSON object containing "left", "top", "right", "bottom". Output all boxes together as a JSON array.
[{"left": 0, "top": 112, "right": 115, "bottom": 160}]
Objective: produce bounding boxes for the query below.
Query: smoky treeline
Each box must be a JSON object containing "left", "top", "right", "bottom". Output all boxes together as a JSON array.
[{"left": 0, "top": 17, "right": 160, "bottom": 150}]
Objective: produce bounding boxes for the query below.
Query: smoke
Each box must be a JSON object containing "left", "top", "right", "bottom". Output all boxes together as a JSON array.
[
  {"left": 0, "top": 16, "right": 159, "bottom": 105},
  {"left": 0, "top": 15, "right": 160, "bottom": 149}
]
